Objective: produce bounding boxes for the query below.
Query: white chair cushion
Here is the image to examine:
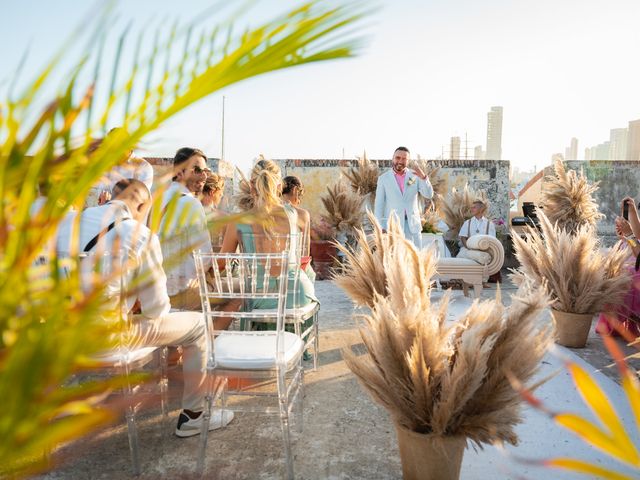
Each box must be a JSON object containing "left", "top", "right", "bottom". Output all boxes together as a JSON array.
[
  {"left": 214, "top": 331, "right": 305, "bottom": 370},
  {"left": 92, "top": 346, "right": 157, "bottom": 367}
]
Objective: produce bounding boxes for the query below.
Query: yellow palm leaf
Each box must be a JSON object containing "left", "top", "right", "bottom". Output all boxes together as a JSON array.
[
  {"left": 546, "top": 458, "right": 635, "bottom": 480},
  {"left": 568, "top": 362, "right": 640, "bottom": 465},
  {"left": 555, "top": 413, "right": 632, "bottom": 463}
]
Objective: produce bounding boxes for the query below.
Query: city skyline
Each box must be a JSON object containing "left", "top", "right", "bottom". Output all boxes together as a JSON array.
[{"left": 3, "top": 0, "right": 640, "bottom": 171}]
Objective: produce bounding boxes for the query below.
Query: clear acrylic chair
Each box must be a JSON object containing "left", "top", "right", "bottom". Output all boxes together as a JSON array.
[
  {"left": 65, "top": 251, "right": 169, "bottom": 476},
  {"left": 237, "top": 231, "right": 320, "bottom": 370},
  {"left": 193, "top": 250, "right": 305, "bottom": 479}
]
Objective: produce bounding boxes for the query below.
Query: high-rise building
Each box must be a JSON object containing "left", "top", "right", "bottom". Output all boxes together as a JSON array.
[
  {"left": 564, "top": 137, "right": 578, "bottom": 161},
  {"left": 626, "top": 119, "right": 640, "bottom": 160},
  {"left": 593, "top": 142, "right": 611, "bottom": 160},
  {"left": 609, "top": 128, "right": 628, "bottom": 160},
  {"left": 486, "top": 106, "right": 503, "bottom": 160},
  {"left": 474, "top": 145, "right": 484, "bottom": 160},
  {"left": 450, "top": 136, "right": 461, "bottom": 160}
]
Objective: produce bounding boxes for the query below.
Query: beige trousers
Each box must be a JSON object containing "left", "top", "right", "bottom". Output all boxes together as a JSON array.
[{"left": 131, "top": 311, "right": 206, "bottom": 411}]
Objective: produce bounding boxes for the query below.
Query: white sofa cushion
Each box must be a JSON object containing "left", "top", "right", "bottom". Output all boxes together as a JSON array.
[
  {"left": 214, "top": 331, "right": 304, "bottom": 370},
  {"left": 457, "top": 246, "right": 492, "bottom": 265}
]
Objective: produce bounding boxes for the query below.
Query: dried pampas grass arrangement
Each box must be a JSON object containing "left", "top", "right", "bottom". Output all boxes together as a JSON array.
[
  {"left": 438, "top": 184, "right": 490, "bottom": 237},
  {"left": 333, "top": 212, "right": 410, "bottom": 307},
  {"left": 321, "top": 181, "right": 365, "bottom": 233},
  {"left": 541, "top": 158, "right": 603, "bottom": 234},
  {"left": 342, "top": 151, "right": 380, "bottom": 201},
  {"left": 342, "top": 216, "right": 553, "bottom": 445},
  {"left": 411, "top": 160, "right": 448, "bottom": 205},
  {"left": 512, "top": 211, "right": 630, "bottom": 314}
]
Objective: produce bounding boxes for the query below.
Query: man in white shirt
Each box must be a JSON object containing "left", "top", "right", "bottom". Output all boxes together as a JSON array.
[
  {"left": 374, "top": 146, "right": 433, "bottom": 247},
  {"left": 56, "top": 179, "right": 233, "bottom": 437},
  {"left": 158, "top": 147, "right": 213, "bottom": 310},
  {"left": 459, "top": 200, "right": 496, "bottom": 246}
]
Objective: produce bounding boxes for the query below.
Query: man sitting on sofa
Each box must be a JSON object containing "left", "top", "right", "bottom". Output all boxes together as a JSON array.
[{"left": 457, "top": 200, "right": 496, "bottom": 264}]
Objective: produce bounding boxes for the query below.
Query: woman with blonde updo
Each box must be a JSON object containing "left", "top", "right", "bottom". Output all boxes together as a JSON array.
[{"left": 218, "top": 160, "right": 318, "bottom": 327}]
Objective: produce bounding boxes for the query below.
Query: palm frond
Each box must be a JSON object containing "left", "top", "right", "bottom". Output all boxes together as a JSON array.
[{"left": 0, "top": 2, "right": 369, "bottom": 474}]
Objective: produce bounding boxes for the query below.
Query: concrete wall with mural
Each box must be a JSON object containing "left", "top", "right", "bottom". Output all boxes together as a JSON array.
[{"left": 273, "top": 158, "right": 511, "bottom": 225}]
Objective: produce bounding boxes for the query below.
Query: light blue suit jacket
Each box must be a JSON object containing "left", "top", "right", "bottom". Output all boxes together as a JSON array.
[{"left": 374, "top": 169, "right": 434, "bottom": 235}]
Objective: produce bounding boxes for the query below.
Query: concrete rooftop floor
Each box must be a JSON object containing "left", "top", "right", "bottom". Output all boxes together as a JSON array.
[{"left": 37, "top": 275, "right": 640, "bottom": 479}]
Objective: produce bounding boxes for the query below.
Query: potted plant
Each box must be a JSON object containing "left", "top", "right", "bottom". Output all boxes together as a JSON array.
[
  {"left": 420, "top": 208, "right": 447, "bottom": 257},
  {"left": 310, "top": 216, "right": 337, "bottom": 280},
  {"left": 512, "top": 212, "right": 630, "bottom": 347},
  {"left": 512, "top": 159, "right": 627, "bottom": 348},
  {"left": 335, "top": 215, "right": 554, "bottom": 479}
]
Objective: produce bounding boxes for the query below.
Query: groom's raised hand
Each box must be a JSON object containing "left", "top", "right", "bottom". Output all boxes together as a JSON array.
[{"left": 411, "top": 165, "right": 426, "bottom": 180}]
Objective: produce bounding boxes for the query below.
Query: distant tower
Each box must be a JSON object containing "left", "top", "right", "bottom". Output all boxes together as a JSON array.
[
  {"left": 473, "top": 145, "right": 485, "bottom": 160},
  {"left": 626, "top": 119, "right": 640, "bottom": 160},
  {"left": 564, "top": 137, "right": 578, "bottom": 161},
  {"left": 609, "top": 128, "right": 628, "bottom": 160},
  {"left": 486, "top": 106, "right": 503, "bottom": 160},
  {"left": 450, "top": 136, "right": 461, "bottom": 160}
]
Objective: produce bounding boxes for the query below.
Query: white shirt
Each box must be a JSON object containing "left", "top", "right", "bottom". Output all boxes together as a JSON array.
[
  {"left": 158, "top": 182, "right": 213, "bottom": 296},
  {"left": 56, "top": 200, "right": 171, "bottom": 320},
  {"left": 460, "top": 216, "right": 496, "bottom": 238}
]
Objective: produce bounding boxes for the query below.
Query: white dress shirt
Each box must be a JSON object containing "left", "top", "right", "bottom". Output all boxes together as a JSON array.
[
  {"left": 460, "top": 216, "right": 496, "bottom": 238},
  {"left": 56, "top": 200, "right": 171, "bottom": 320},
  {"left": 158, "top": 182, "right": 213, "bottom": 296}
]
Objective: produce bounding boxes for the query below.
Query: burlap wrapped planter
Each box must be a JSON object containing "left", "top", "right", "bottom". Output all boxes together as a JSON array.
[
  {"left": 395, "top": 424, "right": 466, "bottom": 480},
  {"left": 551, "top": 309, "right": 594, "bottom": 348}
]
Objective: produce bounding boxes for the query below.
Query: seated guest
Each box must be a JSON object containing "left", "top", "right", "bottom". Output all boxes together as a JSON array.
[
  {"left": 217, "top": 160, "right": 318, "bottom": 330},
  {"left": 281, "top": 175, "right": 314, "bottom": 280},
  {"left": 56, "top": 179, "right": 233, "bottom": 437},
  {"left": 597, "top": 199, "right": 640, "bottom": 337},
  {"left": 158, "top": 147, "right": 213, "bottom": 310},
  {"left": 458, "top": 200, "right": 496, "bottom": 248},
  {"left": 456, "top": 200, "right": 497, "bottom": 283},
  {"left": 200, "top": 172, "right": 226, "bottom": 249}
]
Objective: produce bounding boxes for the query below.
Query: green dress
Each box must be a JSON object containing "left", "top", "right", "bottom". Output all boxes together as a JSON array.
[{"left": 236, "top": 205, "right": 318, "bottom": 314}]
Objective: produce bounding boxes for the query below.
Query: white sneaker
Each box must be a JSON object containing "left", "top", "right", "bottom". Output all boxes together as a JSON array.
[{"left": 175, "top": 409, "right": 235, "bottom": 438}]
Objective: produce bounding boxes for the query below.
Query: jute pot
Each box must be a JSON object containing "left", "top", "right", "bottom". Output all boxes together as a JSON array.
[
  {"left": 395, "top": 424, "right": 466, "bottom": 480},
  {"left": 551, "top": 308, "right": 594, "bottom": 348}
]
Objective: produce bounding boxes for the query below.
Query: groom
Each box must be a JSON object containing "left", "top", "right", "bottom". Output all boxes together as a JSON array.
[{"left": 374, "top": 146, "right": 433, "bottom": 247}]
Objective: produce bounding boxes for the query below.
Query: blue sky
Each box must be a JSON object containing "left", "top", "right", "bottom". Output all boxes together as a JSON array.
[{"left": 3, "top": 0, "right": 640, "bottom": 173}]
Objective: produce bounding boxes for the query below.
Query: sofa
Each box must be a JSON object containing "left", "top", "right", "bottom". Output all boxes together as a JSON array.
[{"left": 436, "top": 234, "right": 505, "bottom": 298}]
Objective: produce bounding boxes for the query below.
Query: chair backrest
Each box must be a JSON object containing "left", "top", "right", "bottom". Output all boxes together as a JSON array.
[{"left": 193, "top": 250, "right": 290, "bottom": 368}]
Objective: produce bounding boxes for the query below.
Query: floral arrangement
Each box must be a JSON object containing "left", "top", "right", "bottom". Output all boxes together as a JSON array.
[
  {"left": 337, "top": 214, "right": 554, "bottom": 446},
  {"left": 512, "top": 211, "right": 630, "bottom": 314},
  {"left": 492, "top": 217, "right": 508, "bottom": 240},
  {"left": 421, "top": 208, "right": 441, "bottom": 234},
  {"left": 541, "top": 158, "right": 603, "bottom": 234},
  {"left": 320, "top": 180, "right": 365, "bottom": 234}
]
